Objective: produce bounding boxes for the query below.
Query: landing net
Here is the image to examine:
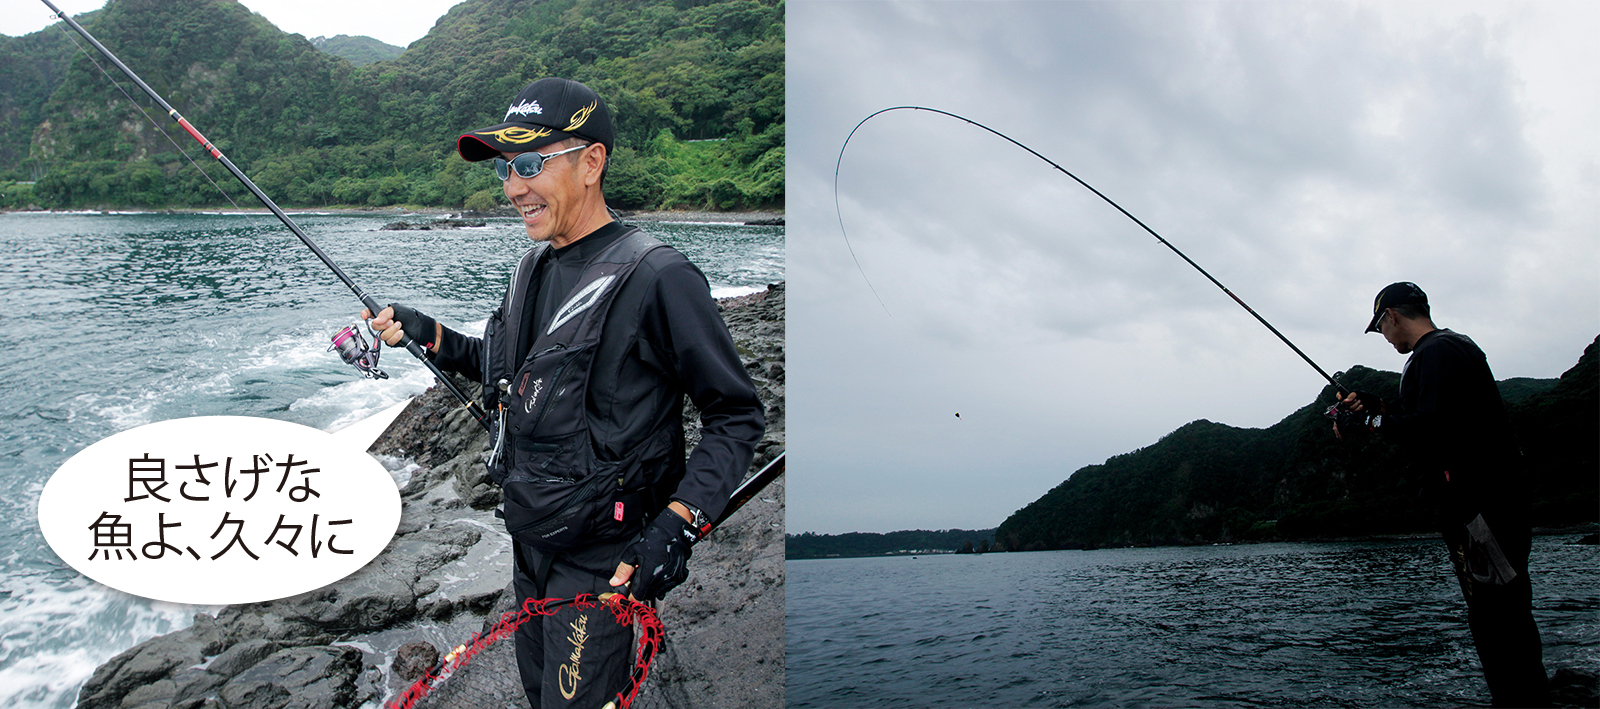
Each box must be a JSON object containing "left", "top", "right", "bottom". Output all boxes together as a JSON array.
[{"left": 388, "top": 593, "right": 664, "bottom": 709}]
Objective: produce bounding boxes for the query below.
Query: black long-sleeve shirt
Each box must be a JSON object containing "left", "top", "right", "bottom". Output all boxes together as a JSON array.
[
  {"left": 1382, "top": 328, "right": 1519, "bottom": 513},
  {"left": 432, "top": 222, "right": 764, "bottom": 521}
]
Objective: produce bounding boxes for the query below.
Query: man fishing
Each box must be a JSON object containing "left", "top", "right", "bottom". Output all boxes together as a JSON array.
[
  {"left": 1335, "top": 282, "right": 1550, "bottom": 707},
  {"left": 362, "top": 77, "right": 764, "bottom": 708}
]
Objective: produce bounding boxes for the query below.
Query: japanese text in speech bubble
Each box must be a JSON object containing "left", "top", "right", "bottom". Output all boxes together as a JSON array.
[{"left": 37, "top": 405, "right": 407, "bottom": 605}]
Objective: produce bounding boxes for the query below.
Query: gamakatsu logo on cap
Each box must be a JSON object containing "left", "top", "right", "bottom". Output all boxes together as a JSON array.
[
  {"left": 564, "top": 101, "right": 597, "bottom": 131},
  {"left": 476, "top": 126, "right": 553, "bottom": 145},
  {"left": 505, "top": 99, "right": 543, "bottom": 120}
]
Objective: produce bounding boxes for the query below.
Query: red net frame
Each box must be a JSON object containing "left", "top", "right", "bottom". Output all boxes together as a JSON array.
[{"left": 387, "top": 593, "right": 664, "bottom": 709}]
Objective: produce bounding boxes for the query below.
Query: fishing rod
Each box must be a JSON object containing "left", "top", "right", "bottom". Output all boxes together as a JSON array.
[
  {"left": 835, "top": 106, "right": 1347, "bottom": 395},
  {"left": 41, "top": 0, "right": 490, "bottom": 429},
  {"left": 716, "top": 450, "right": 784, "bottom": 528}
]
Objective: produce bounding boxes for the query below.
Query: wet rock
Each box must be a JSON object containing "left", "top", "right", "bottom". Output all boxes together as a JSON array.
[
  {"left": 169, "top": 664, "right": 230, "bottom": 705},
  {"left": 394, "top": 642, "right": 440, "bottom": 681},
  {"left": 217, "top": 646, "right": 365, "bottom": 709},
  {"left": 120, "top": 678, "right": 177, "bottom": 707},
  {"left": 76, "top": 632, "right": 206, "bottom": 709},
  {"left": 379, "top": 219, "right": 487, "bottom": 231},
  {"left": 1551, "top": 667, "right": 1599, "bottom": 707},
  {"left": 206, "top": 638, "right": 284, "bottom": 678}
]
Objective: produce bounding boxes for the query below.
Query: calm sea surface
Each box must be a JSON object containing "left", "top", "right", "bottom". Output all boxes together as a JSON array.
[
  {"left": 787, "top": 538, "right": 1598, "bottom": 707},
  {"left": 0, "top": 211, "right": 782, "bottom": 708}
]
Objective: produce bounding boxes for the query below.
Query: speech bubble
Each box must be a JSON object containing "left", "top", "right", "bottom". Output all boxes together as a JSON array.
[{"left": 37, "top": 401, "right": 411, "bottom": 605}]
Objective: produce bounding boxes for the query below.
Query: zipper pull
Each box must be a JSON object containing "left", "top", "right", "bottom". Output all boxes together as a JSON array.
[{"left": 527, "top": 342, "right": 567, "bottom": 362}]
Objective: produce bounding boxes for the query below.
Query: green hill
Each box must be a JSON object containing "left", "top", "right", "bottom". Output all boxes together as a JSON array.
[
  {"left": 310, "top": 34, "right": 403, "bottom": 66},
  {"left": 996, "top": 335, "right": 1598, "bottom": 551},
  {"left": 0, "top": 0, "right": 782, "bottom": 211}
]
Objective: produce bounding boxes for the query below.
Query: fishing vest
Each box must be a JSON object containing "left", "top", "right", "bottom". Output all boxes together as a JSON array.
[{"left": 482, "top": 228, "right": 677, "bottom": 551}]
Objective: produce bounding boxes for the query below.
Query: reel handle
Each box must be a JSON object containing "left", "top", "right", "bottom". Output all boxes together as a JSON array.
[
  {"left": 359, "top": 296, "right": 428, "bottom": 354},
  {"left": 358, "top": 295, "right": 490, "bottom": 430}
]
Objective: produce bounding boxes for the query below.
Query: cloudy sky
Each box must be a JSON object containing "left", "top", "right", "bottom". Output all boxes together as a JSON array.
[
  {"left": 2, "top": 0, "right": 462, "bottom": 46},
  {"left": 788, "top": 1, "right": 1598, "bottom": 535}
]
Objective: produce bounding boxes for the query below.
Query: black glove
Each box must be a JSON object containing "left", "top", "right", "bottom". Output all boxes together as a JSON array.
[
  {"left": 1348, "top": 390, "right": 1385, "bottom": 415},
  {"left": 1324, "top": 390, "right": 1383, "bottom": 437},
  {"left": 386, "top": 303, "right": 438, "bottom": 350},
  {"left": 617, "top": 510, "right": 698, "bottom": 601}
]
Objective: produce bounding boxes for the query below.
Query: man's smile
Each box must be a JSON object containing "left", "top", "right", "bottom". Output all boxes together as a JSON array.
[{"left": 518, "top": 202, "right": 547, "bottom": 222}]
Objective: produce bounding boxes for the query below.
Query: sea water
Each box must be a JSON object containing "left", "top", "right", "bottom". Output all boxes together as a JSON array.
[
  {"left": 787, "top": 538, "right": 1598, "bottom": 707},
  {"left": 0, "top": 211, "right": 782, "bottom": 708}
]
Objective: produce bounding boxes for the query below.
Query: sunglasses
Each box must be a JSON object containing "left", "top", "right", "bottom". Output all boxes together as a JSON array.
[{"left": 492, "top": 143, "right": 591, "bottom": 181}]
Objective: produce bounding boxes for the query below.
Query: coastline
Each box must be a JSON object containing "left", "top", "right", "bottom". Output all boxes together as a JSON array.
[
  {"left": 1, "top": 206, "right": 784, "bottom": 224},
  {"left": 620, "top": 209, "right": 783, "bottom": 224}
]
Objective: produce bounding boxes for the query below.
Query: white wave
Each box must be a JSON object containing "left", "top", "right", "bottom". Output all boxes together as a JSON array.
[
  {"left": 0, "top": 646, "right": 101, "bottom": 709},
  {"left": 370, "top": 454, "right": 420, "bottom": 489},
  {"left": 0, "top": 569, "right": 216, "bottom": 709},
  {"left": 76, "top": 387, "right": 174, "bottom": 432},
  {"left": 712, "top": 285, "right": 765, "bottom": 299},
  {"left": 288, "top": 365, "right": 435, "bottom": 432}
]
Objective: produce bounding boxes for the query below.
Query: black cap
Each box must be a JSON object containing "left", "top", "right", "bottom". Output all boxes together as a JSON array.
[
  {"left": 1366, "top": 282, "right": 1428, "bottom": 333},
  {"left": 456, "top": 78, "right": 615, "bottom": 162}
]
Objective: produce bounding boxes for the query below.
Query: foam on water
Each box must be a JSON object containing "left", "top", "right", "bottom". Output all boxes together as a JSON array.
[
  {"left": 371, "top": 454, "right": 421, "bottom": 489},
  {"left": 291, "top": 367, "right": 436, "bottom": 431},
  {"left": 713, "top": 285, "right": 766, "bottom": 299},
  {"left": 0, "top": 563, "right": 216, "bottom": 709}
]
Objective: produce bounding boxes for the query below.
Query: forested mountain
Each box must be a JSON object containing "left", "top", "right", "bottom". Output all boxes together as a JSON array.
[
  {"left": 0, "top": 0, "right": 782, "bottom": 211},
  {"left": 0, "top": 15, "right": 82, "bottom": 177},
  {"left": 787, "top": 529, "right": 1000, "bottom": 560},
  {"left": 310, "top": 35, "right": 403, "bottom": 66},
  {"left": 995, "top": 335, "right": 1598, "bottom": 551}
]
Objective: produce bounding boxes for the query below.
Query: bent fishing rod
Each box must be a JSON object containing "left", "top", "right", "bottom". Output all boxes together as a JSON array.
[
  {"left": 835, "top": 106, "right": 1347, "bottom": 395},
  {"left": 42, "top": 0, "right": 490, "bottom": 429}
]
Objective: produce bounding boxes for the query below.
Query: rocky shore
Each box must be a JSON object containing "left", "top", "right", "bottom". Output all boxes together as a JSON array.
[{"left": 74, "top": 283, "right": 785, "bottom": 709}]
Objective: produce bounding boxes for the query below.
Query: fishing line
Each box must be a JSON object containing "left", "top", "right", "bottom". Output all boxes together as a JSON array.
[
  {"left": 51, "top": 26, "right": 255, "bottom": 219},
  {"left": 40, "top": 0, "right": 490, "bottom": 428},
  {"left": 834, "top": 105, "right": 1345, "bottom": 394}
]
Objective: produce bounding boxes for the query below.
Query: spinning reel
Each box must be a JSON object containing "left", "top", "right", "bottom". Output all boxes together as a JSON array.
[{"left": 329, "top": 323, "right": 388, "bottom": 380}]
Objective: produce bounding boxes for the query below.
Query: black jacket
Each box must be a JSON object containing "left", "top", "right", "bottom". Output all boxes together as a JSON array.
[
  {"left": 1382, "top": 328, "right": 1520, "bottom": 515},
  {"left": 432, "top": 222, "right": 764, "bottom": 522}
]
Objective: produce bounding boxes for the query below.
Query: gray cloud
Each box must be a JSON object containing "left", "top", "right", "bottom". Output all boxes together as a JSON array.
[{"left": 790, "top": 1, "right": 1597, "bottom": 534}]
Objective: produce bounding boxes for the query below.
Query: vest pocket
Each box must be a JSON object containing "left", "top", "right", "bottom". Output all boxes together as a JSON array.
[
  {"left": 502, "top": 458, "right": 619, "bottom": 550},
  {"left": 499, "top": 425, "right": 675, "bottom": 551}
]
